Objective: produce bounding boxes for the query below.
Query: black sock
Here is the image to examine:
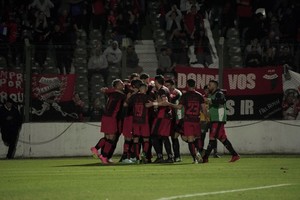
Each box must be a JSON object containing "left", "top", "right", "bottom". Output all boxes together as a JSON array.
[
  {"left": 172, "top": 138, "right": 180, "bottom": 158},
  {"left": 222, "top": 139, "right": 238, "bottom": 156},
  {"left": 188, "top": 142, "right": 196, "bottom": 158},
  {"left": 133, "top": 142, "right": 140, "bottom": 160},
  {"left": 194, "top": 138, "right": 202, "bottom": 152},
  {"left": 162, "top": 136, "right": 173, "bottom": 159},
  {"left": 204, "top": 140, "right": 217, "bottom": 159},
  {"left": 152, "top": 136, "right": 163, "bottom": 158}
]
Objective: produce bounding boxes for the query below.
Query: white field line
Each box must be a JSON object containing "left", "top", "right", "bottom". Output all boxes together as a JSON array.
[{"left": 156, "top": 183, "right": 292, "bottom": 200}]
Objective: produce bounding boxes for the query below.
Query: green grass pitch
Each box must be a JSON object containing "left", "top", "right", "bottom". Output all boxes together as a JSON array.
[{"left": 0, "top": 155, "right": 299, "bottom": 200}]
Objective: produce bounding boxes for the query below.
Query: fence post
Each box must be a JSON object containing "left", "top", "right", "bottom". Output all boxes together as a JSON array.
[
  {"left": 24, "top": 39, "right": 32, "bottom": 123},
  {"left": 218, "top": 37, "right": 224, "bottom": 88}
]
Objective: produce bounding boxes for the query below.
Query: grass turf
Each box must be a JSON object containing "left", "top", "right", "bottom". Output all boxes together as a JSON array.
[{"left": 0, "top": 155, "right": 299, "bottom": 200}]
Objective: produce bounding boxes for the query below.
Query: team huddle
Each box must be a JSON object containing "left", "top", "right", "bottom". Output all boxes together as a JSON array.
[{"left": 90, "top": 73, "right": 240, "bottom": 164}]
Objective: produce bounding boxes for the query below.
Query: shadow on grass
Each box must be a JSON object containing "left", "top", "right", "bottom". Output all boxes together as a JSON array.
[{"left": 54, "top": 162, "right": 193, "bottom": 168}]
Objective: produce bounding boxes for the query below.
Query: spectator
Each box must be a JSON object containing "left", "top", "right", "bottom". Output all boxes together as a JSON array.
[
  {"left": 0, "top": 19, "right": 9, "bottom": 67},
  {"left": 28, "top": 0, "right": 54, "bottom": 18},
  {"left": 262, "top": 45, "right": 276, "bottom": 66},
  {"left": 88, "top": 45, "right": 109, "bottom": 85},
  {"left": 165, "top": 5, "right": 182, "bottom": 36},
  {"left": 103, "top": 40, "right": 122, "bottom": 66},
  {"left": 183, "top": 5, "right": 202, "bottom": 40},
  {"left": 245, "top": 45, "right": 262, "bottom": 67},
  {"left": 245, "top": 38, "right": 262, "bottom": 56},
  {"left": 52, "top": 24, "right": 72, "bottom": 74},
  {"left": 276, "top": 44, "right": 294, "bottom": 68},
  {"left": 282, "top": 90, "right": 297, "bottom": 120},
  {"left": 125, "top": 45, "right": 142, "bottom": 77},
  {"left": 236, "top": 0, "right": 253, "bottom": 35},
  {"left": 92, "top": 0, "right": 107, "bottom": 37},
  {"left": 193, "top": 30, "right": 212, "bottom": 67},
  {"left": 157, "top": 47, "right": 175, "bottom": 76},
  {"left": 180, "top": 0, "right": 200, "bottom": 15},
  {"left": 33, "top": 11, "right": 50, "bottom": 70}
]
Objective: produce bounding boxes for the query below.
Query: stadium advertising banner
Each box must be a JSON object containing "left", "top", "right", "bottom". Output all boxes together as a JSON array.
[
  {"left": 31, "top": 74, "right": 78, "bottom": 121},
  {"left": 0, "top": 70, "right": 24, "bottom": 111},
  {"left": 176, "top": 66, "right": 284, "bottom": 120}
]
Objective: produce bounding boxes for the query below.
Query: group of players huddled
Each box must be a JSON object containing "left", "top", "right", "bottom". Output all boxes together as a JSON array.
[{"left": 90, "top": 73, "right": 240, "bottom": 164}]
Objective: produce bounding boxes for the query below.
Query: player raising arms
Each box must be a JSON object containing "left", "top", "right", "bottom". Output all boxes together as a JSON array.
[
  {"left": 90, "top": 79, "right": 126, "bottom": 164},
  {"left": 164, "top": 79, "right": 208, "bottom": 163},
  {"left": 202, "top": 80, "right": 240, "bottom": 163}
]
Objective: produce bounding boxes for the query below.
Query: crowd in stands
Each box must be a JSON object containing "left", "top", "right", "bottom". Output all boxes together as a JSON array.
[
  {"left": 153, "top": 0, "right": 300, "bottom": 71},
  {"left": 0, "top": 0, "right": 145, "bottom": 73},
  {"left": 1, "top": 0, "right": 300, "bottom": 72}
]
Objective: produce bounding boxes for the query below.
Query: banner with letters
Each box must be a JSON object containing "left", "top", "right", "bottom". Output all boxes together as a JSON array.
[
  {"left": 176, "top": 66, "right": 284, "bottom": 120},
  {"left": 0, "top": 70, "right": 78, "bottom": 121},
  {"left": 0, "top": 70, "right": 24, "bottom": 111},
  {"left": 31, "top": 74, "right": 78, "bottom": 121}
]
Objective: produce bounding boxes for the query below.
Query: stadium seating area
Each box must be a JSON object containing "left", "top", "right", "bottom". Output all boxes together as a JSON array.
[{"left": 1, "top": 0, "right": 300, "bottom": 121}]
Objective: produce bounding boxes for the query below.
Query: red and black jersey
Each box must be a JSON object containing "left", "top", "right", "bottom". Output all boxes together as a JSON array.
[
  {"left": 103, "top": 91, "right": 126, "bottom": 118},
  {"left": 180, "top": 90, "right": 204, "bottom": 122},
  {"left": 155, "top": 86, "right": 172, "bottom": 119},
  {"left": 129, "top": 93, "right": 153, "bottom": 124}
]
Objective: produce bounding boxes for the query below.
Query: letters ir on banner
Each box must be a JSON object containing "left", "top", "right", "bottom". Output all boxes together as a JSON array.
[{"left": 175, "top": 66, "right": 284, "bottom": 120}]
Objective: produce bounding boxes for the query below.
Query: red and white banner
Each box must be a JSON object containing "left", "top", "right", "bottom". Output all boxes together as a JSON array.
[
  {"left": 31, "top": 74, "right": 76, "bottom": 102},
  {"left": 176, "top": 66, "right": 284, "bottom": 120},
  {"left": 0, "top": 70, "right": 24, "bottom": 104}
]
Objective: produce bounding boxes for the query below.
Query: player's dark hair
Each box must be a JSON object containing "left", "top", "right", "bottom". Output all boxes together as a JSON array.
[
  {"left": 140, "top": 73, "right": 150, "bottom": 80},
  {"left": 112, "top": 79, "right": 122, "bottom": 87},
  {"left": 165, "top": 79, "right": 175, "bottom": 85},
  {"left": 155, "top": 75, "right": 165, "bottom": 85},
  {"left": 209, "top": 80, "right": 219, "bottom": 87},
  {"left": 130, "top": 73, "right": 139, "bottom": 80},
  {"left": 139, "top": 83, "right": 148, "bottom": 89},
  {"left": 187, "top": 79, "right": 196, "bottom": 88},
  {"left": 131, "top": 79, "right": 143, "bottom": 88},
  {"left": 203, "top": 85, "right": 208, "bottom": 90}
]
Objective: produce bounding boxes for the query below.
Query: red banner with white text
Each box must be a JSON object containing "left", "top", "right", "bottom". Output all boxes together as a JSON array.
[{"left": 176, "top": 66, "right": 284, "bottom": 120}]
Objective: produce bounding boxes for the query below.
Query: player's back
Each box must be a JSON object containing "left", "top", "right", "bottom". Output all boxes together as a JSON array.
[{"left": 181, "top": 90, "right": 204, "bottom": 122}]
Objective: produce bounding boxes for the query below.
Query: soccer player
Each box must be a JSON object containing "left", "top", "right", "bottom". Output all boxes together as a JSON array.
[
  {"left": 90, "top": 79, "right": 126, "bottom": 164},
  {"left": 199, "top": 85, "right": 220, "bottom": 158},
  {"left": 147, "top": 75, "right": 174, "bottom": 163},
  {"left": 165, "top": 79, "right": 182, "bottom": 162},
  {"left": 202, "top": 80, "right": 240, "bottom": 163},
  {"left": 140, "top": 73, "right": 155, "bottom": 162},
  {"left": 119, "top": 79, "right": 142, "bottom": 163},
  {"left": 165, "top": 79, "right": 207, "bottom": 163},
  {"left": 128, "top": 83, "right": 153, "bottom": 163}
]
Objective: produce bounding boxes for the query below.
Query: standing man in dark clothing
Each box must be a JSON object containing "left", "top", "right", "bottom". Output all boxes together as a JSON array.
[{"left": 0, "top": 98, "right": 22, "bottom": 159}]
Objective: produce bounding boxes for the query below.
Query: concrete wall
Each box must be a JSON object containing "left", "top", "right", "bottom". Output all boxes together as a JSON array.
[{"left": 1, "top": 121, "right": 299, "bottom": 158}]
